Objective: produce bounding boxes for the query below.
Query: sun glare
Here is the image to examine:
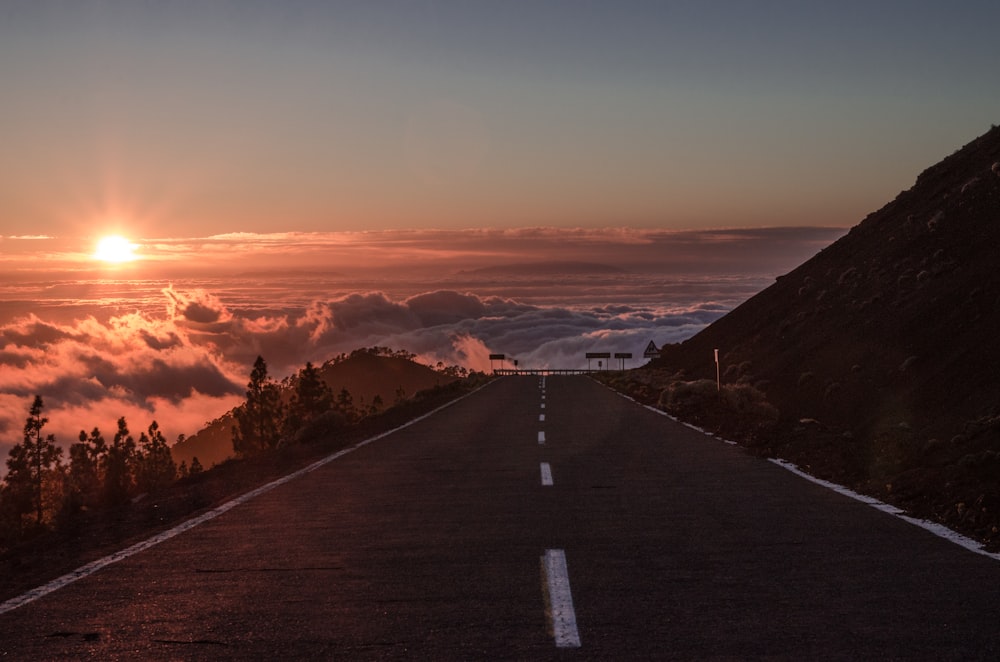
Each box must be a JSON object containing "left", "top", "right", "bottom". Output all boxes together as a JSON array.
[{"left": 94, "top": 235, "right": 138, "bottom": 263}]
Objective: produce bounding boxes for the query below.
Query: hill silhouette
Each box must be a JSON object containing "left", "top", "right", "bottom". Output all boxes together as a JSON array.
[
  {"left": 171, "top": 351, "right": 456, "bottom": 469},
  {"left": 649, "top": 125, "right": 1000, "bottom": 545}
]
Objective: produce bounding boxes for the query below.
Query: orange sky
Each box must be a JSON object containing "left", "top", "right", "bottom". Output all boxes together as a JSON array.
[
  {"left": 2, "top": 3, "right": 997, "bottom": 240},
  {"left": 1, "top": 2, "right": 998, "bottom": 465},
  {"left": 0, "top": 226, "right": 847, "bottom": 282}
]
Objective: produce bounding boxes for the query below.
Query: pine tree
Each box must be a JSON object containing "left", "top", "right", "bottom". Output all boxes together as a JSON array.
[
  {"left": 65, "top": 427, "right": 106, "bottom": 511},
  {"left": 135, "top": 421, "right": 177, "bottom": 493},
  {"left": 292, "top": 362, "right": 333, "bottom": 420},
  {"left": 3, "top": 443, "right": 34, "bottom": 531},
  {"left": 3, "top": 396, "right": 63, "bottom": 528},
  {"left": 286, "top": 361, "right": 333, "bottom": 433},
  {"left": 336, "top": 387, "right": 356, "bottom": 423},
  {"left": 233, "top": 355, "right": 284, "bottom": 456},
  {"left": 189, "top": 456, "right": 204, "bottom": 475},
  {"left": 103, "top": 417, "right": 137, "bottom": 505}
]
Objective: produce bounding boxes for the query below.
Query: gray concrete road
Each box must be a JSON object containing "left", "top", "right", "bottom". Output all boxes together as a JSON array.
[{"left": 2, "top": 375, "right": 1000, "bottom": 659}]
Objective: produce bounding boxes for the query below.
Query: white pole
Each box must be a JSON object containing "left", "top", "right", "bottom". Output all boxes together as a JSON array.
[{"left": 714, "top": 348, "right": 720, "bottom": 392}]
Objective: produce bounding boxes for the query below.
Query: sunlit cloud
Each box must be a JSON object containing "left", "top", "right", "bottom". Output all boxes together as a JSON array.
[
  {"left": 0, "top": 272, "right": 759, "bottom": 460},
  {"left": 0, "top": 225, "right": 849, "bottom": 465}
]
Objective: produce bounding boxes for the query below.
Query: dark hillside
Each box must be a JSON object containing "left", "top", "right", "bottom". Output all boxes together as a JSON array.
[
  {"left": 315, "top": 351, "right": 454, "bottom": 408},
  {"left": 652, "top": 125, "right": 1000, "bottom": 543},
  {"left": 171, "top": 352, "right": 455, "bottom": 468}
]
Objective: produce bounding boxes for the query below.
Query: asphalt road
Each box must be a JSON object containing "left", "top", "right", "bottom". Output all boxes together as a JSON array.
[{"left": 3, "top": 375, "right": 1000, "bottom": 660}]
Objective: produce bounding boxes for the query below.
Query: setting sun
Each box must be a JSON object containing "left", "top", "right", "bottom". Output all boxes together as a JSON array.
[{"left": 94, "top": 235, "right": 138, "bottom": 263}]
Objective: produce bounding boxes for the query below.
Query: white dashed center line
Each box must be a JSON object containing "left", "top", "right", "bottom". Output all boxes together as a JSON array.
[
  {"left": 539, "top": 414, "right": 545, "bottom": 422},
  {"left": 541, "top": 549, "right": 581, "bottom": 648},
  {"left": 540, "top": 462, "right": 553, "bottom": 486},
  {"left": 538, "top": 431, "right": 546, "bottom": 444}
]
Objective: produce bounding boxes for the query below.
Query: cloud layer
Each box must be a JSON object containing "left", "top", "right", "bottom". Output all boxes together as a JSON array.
[
  {"left": 1, "top": 226, "right": 843, "bottom": 461},
  {"left": 0, "top": 272, "right": 762, "bottom": 459}
]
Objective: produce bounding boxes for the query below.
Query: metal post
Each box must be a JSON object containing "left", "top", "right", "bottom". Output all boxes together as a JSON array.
[{"left": 714, "top": 348, "right": 720, "bottom": 392}]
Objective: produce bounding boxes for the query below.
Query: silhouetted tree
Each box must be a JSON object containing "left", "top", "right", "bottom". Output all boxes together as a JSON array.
[
  {"left": 65, "top": 427, "right": 107, "bottom": 512},
  {"left": 335, "top": 387, "right": 357, "bottom": 423},
  {"left": 233, "top": 355, "right": 284, "bottom": 456},
  {"left": 189, "top": 456, "right": 204, "bottom": 475},
  {"left": 3, "top": 448, "right": 35, "bottom": 532},
  {"left": 103, "top": 417, "right": 137, "bottom": 505},
  {"left": 286, "top": 362, "right": 333, "bottom": 433},
  {"left": 3, "top": 396, "right": 63, "bottom": 528},
  {"left": 136, "top": 421, "right": 176, "bottom": 493}
]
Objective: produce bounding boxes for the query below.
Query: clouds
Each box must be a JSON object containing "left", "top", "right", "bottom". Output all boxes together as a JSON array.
[
  {"left": 163, "top": 286, "right": 231, "bottom": 326},
  {"left": 0, "top": 270, "right": 757, "bottom": 460},
  {"left": 0, "top": 225, "right": 828, "bottom": 465}
]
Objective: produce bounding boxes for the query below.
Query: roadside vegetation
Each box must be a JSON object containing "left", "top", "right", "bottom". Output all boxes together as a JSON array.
[
  {"left": 599, "top": 127, "right": 1000, "bottom": 553},
  {"left": 0, "top": 347, "right": 489, "bottom": 602},
  {"left": 596, "top": 365, "right": 1000, "bottom": 553}
]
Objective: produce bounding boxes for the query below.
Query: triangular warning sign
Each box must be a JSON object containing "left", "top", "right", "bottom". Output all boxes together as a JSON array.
[{"left": 643, "top": 340, "right": 659, "bottom": 357}]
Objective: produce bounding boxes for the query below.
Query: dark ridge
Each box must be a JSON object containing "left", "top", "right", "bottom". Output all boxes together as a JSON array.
[{"left": 652, "top": 124, "right": 1000, "bottom": 543}]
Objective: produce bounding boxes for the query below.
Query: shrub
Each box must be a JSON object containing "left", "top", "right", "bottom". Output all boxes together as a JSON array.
[{"left": 659, "top": 380, "right": 778, "bottom": 439}]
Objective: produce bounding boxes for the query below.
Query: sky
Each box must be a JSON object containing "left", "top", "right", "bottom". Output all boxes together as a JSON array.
[
  {"left": 1, "top": 0, "right": 997, "bottom": 240},
  {"left": 1, "top": 1, "right": 998, "bottom": 459}
]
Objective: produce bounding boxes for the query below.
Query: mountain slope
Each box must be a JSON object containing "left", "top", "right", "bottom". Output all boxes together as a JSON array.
[
  {"left": 314, "top": 351, "right": 453, "bottom": 408},
  {"left": 654, "top": 125, "right": 1000, "bottom": 542},
  {"left": 171, "top": 352, "right": 455, "bottom": 469}
]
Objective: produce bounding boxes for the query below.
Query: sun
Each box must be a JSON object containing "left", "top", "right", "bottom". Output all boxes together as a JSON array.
[{"left": 94, "top": 235, "right": 139, "bottom": 263}]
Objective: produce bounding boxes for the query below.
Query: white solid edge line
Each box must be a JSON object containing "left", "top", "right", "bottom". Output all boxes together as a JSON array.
[
  {"left": 0, "top": 380, "right": 497, "bottom": 616},
  {"left": 601, "top": 382, "right": 1000, "bottom": 563},
  {"left": 542, "top": 549, "right": 581, "bottom": 648},
  {"left": 540, "top": 462, "right": 554, "bottom": 486},
  {"left": 769, "top": 458, "right": 1000, "bottom": 561}
]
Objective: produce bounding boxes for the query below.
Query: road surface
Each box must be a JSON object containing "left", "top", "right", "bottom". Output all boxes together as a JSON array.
[{"left": 3, "top": 375, "right": 1000, "bottom": 659}]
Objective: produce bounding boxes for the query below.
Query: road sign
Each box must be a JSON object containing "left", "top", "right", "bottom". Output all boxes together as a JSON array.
[
  {"left": 643, "top": 341, "right": 659, "bottom": 358},
  {"left": 488, "top": 354, "right": 505, "bottom": 360},
  {"left": 614, "top": 353, "right": 632, "bottom": 359},
  {"left": 585, "top": 352, "right": 611, "bottom": 359}
]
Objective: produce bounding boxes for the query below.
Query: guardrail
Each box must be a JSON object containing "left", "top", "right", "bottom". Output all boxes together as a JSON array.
[{"left": 493, "top": 369, "right": 617, "bottom": 375}]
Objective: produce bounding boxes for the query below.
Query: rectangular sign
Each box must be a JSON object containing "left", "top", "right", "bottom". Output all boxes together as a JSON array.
[
  {"left": 585, "top": 352, "right": 611, "bottom": 359},
  {"left": 488, "top": 354, "right": 506, "bottom": 360},
  {"left": 614, "top": 353, "right": 632, "bottom": 359}
]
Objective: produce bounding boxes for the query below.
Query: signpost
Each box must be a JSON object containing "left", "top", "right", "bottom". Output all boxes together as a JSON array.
[
  {"left": 643, "top": 340, "right": 659, "bottom": 359},
  {"left": 585, "top": 352, "right": 611, "bottom": 371},
  {"left": 489, "top": 353, "right": 505, "bottom": 373},
  {"left": 614, "top": 352, "right": 633, "bottom": 371}
]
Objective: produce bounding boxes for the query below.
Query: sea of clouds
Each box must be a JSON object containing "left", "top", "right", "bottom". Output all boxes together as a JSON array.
[
  {"left": 0, "top": 272, "right": 767, "bottom": 454},
  {"left": 0, "top": 226, "right": 847, "bottom": 458}
]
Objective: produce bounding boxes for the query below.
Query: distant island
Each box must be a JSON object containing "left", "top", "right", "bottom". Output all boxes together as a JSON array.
[{"left": 458, "top": 261, "right": 628, "bottom": 276}]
